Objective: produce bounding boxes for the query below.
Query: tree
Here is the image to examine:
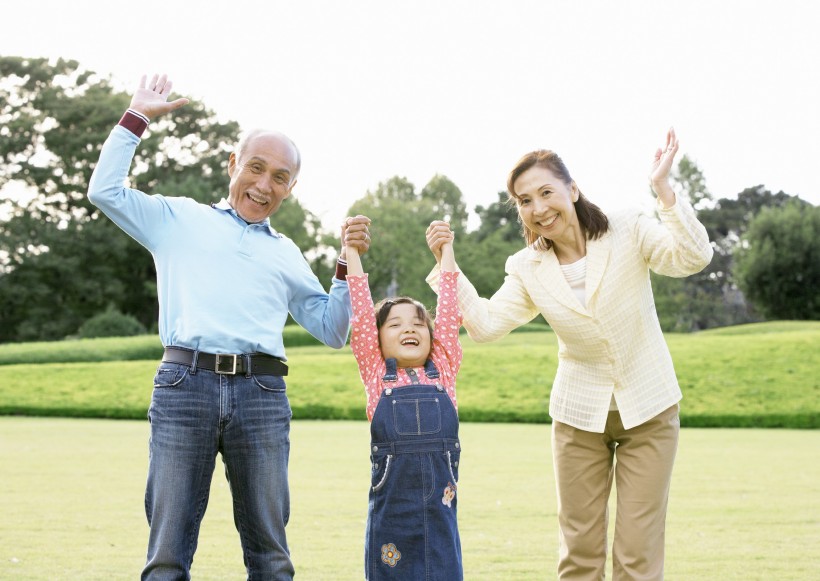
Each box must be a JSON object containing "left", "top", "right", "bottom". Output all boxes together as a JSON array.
[
  {"left": 457, "top": 191, "right": 523, "bottom": 298},
  {"left": 651, "top": 181, "right": 812, "bottom": 331},
  {"left": 471, "top": 191, "right": 521, "bottom": 244},
  {"left": 647, "top": 155, "right": 809, "bottom": 330},
  {"left": 696, "top": 185, "right": 809, "bottom": 324},
  {"left": 271, "top": 196, "right": 324, "bottom": 258},
  {"left": 347, "top": 176, "right": 445, "bottom": 307},
  {"left": 419, "top": 174, "right": 468, "bottom": 236},
  {"left": 0, "top": 57, "right": 334, "bottom": 342},
  {"left": 458, "top": 228, "right": 523, "bottom": 299},
  {"left": 650, "top": 155, "right": 725, "bottom": 331},
  {"left": 735, "top": 202, "right": 820, "bottom": 319},
  {"left": 670, "top": 154, "right": 711, "bottom": 210}
]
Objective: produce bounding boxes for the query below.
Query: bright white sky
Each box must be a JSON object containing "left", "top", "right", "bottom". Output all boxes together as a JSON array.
[{"left": 2, "top": 0, "right": 819, "bottom": 230}]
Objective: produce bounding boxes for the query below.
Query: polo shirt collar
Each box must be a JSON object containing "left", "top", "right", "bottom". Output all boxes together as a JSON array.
[{"left": 211, "top": 198, "right": 282, "bottom": 238}]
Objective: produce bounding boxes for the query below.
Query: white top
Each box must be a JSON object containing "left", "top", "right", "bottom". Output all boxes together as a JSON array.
[{"left": 560, "top": 257, "right": 587, "bottom": 308}]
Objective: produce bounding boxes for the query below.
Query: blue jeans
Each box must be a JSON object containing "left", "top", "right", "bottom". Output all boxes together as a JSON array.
[{"left": 142, "top": 361, "right": 294, "bottom": 581}]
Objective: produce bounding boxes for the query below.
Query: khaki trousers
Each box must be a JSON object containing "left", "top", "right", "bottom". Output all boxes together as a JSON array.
[{"left": 551, "top": 404, "right": 680, "bottom": 581}]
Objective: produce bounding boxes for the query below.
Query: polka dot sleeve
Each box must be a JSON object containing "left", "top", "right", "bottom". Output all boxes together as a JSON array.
[
  {"left": 347, "top": 274, "right": 385, "bottom": 419},
  {"left": 430, "top": 270, "right": 463, "bottom": 410}
]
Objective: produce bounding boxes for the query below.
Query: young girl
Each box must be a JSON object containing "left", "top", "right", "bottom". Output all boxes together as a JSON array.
[{"left": 344, "top": 221, "right": 464, "bottom": 581}]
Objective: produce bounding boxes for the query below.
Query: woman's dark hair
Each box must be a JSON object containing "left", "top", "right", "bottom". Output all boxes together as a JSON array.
[
  {"left": 506, "top": 149, "right": 609, "bottom": 251},
  {"left": 373, "top": 296, "right": 435, "bottom": 343}
]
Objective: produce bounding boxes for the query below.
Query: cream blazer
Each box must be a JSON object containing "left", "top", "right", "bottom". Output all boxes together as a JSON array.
[{"left": 427, "top": 199, "right": 713, "bottom": 432}]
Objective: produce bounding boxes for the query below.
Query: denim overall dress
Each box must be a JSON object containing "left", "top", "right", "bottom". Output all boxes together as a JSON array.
[{"left": 365, "top": 358, "right": 463, "bottom": 581}]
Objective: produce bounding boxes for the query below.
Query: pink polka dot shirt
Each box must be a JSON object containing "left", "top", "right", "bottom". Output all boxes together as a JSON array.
[{"left": 348, "top": 271, "right": 463, "bottom": 421}]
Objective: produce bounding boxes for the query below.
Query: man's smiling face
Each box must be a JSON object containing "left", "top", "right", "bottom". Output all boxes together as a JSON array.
[{"left": 227, "top": 131, "right": 298, "bottom": 223}]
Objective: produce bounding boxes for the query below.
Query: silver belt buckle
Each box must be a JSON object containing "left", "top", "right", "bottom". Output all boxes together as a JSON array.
[{"left": 215, "top": 354, "right": 238, "bottom": 375}]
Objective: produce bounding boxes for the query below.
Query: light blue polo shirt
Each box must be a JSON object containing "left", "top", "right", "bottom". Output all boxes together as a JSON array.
[{"left": 88, "top": 125, "right": 351, "bottom": 358}]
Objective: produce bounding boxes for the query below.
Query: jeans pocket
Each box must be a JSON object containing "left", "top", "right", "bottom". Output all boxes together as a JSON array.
[
  {"left": 371, "top": 454, "right": 393, "bottom": 492},
  {"left": 392, "top": 398, "right": 442, "bottom": 435},
  {"left": 252, "top": 374, "right": 286, "bottom": 392},
  {"left": 153, "top": 362, "right": 189, "bottom": 388}
]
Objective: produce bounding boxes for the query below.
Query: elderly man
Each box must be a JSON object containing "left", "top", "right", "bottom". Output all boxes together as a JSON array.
[{"left": 88, "top": 74, "right": 370, "bottom": 580}]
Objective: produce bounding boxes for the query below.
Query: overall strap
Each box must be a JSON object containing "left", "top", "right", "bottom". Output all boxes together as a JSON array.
[
  {"left": 382, "top": 358, "right": 398, "bottom": 382},
  {"left": 423, "top": 358, "right": 440, "bottom": 379},
  {"left": 382, "top": 358, "right": 440, "bottom": 382}
]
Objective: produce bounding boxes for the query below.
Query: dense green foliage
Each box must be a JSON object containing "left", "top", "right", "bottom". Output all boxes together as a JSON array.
[
  {"left": 0, "top": 57, "right": 237, "bottom": 341},
  {"left": 1, "top": 56, "right": 817, "bottom": 345},
  {"left": 649, "top": 163, "right": 813, "bottom": 331},
  {"left": 735, "top": 202, "right": 820, "bottom": 319},
  {"left": 0, "top": 57, "right": 331, "bottom": 342},
  {"left": 347, "top": 181, "right": 522, "bottom": 307},
  {"left": 347, "top": 176, "right": 440, "bottom": 305},
  {"left": 1, "top": 322, "right": 817, "bottom": 427}
]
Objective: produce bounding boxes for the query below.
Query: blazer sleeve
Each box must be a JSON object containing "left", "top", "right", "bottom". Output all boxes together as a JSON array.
[
  {"left": 427, "top": 255, "right": 539, "bottom": 343},
  {"left": 632, "top": 197, "right": 714, "bottom": 277}
]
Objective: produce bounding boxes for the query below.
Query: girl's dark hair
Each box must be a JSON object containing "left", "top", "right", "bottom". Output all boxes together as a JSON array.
[
  {"left": 373, "top": 296, "right": 435, "bottom": 342},
  {"left": 506, "top": 149, "right": 609, "bottom": 251}
]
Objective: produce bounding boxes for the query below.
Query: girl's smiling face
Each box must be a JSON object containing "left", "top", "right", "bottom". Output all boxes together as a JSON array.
[{"left": 378, "top": 302, "right": 432, "bottom": 368}]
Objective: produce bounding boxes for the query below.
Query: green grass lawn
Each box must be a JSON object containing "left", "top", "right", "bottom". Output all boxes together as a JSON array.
[
  {"left": 1, "top": 418, "right": 818, "bottom": 580},
  {"left": 1, "top": 321, "right": 818, "bottom": 427}
]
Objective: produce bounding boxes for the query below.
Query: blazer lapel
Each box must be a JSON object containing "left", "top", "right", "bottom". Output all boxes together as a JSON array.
[
  {"left": 585, "top": 231, "right": 612, "bottom": 306},
  {"left": 533, "top": 249, "right": 589, "bottom": 316}
]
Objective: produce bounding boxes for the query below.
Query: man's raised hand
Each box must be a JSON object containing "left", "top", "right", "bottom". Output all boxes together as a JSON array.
[{"left": 129, "top": 74, "right": 189, "bottom": 120}]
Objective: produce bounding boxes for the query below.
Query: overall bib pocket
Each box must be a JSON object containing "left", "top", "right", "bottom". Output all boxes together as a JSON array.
[{"left": 392, "top": 398, "right": 442, "bottom": 435}]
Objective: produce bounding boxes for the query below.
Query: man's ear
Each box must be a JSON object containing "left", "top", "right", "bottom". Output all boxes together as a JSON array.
[
  {"left": 284, "top": 179, "right": 297, "bottom": 199},
  {"left": 228, "top": 152, "right": 237, "bottom": 177}
]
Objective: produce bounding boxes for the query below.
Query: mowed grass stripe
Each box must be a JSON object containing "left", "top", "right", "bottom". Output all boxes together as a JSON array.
[{"left": 1, "top": 322, "right": 817, "bottom": 427}]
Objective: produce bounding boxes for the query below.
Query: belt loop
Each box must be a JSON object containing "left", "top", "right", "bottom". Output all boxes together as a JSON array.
[
  {"left": 189, "top": 350, "right": 199, "bottom": 375},
  {"left": 244, "top": 353, "right": 252, "bottom": 378}
]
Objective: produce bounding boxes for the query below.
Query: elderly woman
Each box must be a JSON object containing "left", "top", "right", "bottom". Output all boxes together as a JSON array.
[{"left": 426, "top": 128, "right": 712, "bottom": 580}]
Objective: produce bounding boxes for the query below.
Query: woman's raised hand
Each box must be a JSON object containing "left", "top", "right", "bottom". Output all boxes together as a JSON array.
[
  {"left": 649, "top": 127, "right": 679, "bottom": 183},
  {"left": 649, "top": 127, "right": 679, "bottom": 207},
  {"left": 426, "top": 220, "right": 455, "bottom": 263}
]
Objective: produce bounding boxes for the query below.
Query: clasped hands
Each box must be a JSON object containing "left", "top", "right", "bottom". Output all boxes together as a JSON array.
[{"left": 341, "top": 216, "right": 456, "bottom": 263}]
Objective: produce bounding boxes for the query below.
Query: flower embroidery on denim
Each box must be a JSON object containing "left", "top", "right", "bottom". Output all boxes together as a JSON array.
[
  {"left": 442, "top": 482, "right": 456, "bottom": 508},
  {"left": 381, "top": 543, "right": 401, "bottom": 567}
]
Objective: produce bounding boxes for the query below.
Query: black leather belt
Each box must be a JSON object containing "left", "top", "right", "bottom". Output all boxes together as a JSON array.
[{"left": 162, "top": 347, "right": 288, "bottom": 376}]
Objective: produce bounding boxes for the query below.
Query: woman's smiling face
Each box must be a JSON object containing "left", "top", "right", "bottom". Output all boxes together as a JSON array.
[{"left": 513, "top": 165, "right": 580, "bottom": 244}]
